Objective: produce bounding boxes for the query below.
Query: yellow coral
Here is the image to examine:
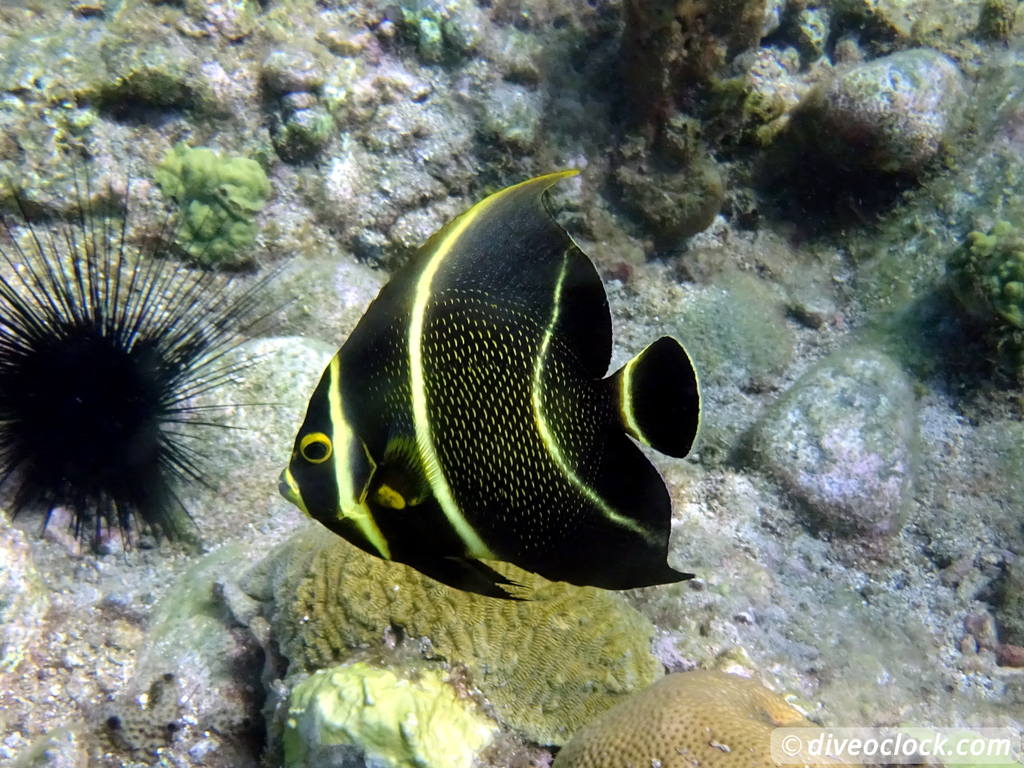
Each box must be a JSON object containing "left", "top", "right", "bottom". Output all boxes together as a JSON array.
[
  {"left": 283, "top": 662, "right": 497, "bottom": 768},
  {"left": 553, "top": 671, "right": 815, "bottom": 768},
  {"left": 251, "top": 524, "right": 661, "bottom": 745}
]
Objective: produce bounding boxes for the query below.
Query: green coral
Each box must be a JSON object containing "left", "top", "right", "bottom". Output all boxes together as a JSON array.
[
  {"left": 246, "top": 525, "right": 661, "bottom": 745},
  {"left": 283, "top": 662, "right": 497, "bottom": 768},
  {"left": 950, "top": 220, "right": 1024, "bottom": 374},
  {"left": 154, "top": 143, "right": 271, "bottom": 266}
]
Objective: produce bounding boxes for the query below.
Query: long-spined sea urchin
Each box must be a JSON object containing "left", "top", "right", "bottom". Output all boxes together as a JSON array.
[{"left": 0, "top": 172, "right": 273, "bottom": 549}]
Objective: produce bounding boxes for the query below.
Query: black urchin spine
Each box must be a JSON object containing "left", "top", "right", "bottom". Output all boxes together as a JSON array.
[{"left": 0, "top": 173, "right": 272, "bottom": 549}]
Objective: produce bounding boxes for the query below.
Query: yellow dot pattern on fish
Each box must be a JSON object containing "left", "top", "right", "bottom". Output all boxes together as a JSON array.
[{"left": 423, "top": 288, "right": 602, "bottom": 556}]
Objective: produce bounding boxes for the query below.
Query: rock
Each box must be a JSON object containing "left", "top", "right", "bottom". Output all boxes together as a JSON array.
[
  {"left": 9, "top": 726, "right": 89, "bottom": 768},
  {"left": 261, "top": 47, "right": 326, "bottom": 96},
  {"left": 182, "top": 336, "right": 336, "bottom": 545},
  {"left": 746, "top": 346, "right": 917, "bottom": 538},
  {"left": 98, "top": 32, "right": 217, "bottom": 114},
  {"left": 793, "top": 7, "right": 831, "bottom": 61},
  {"left": 614, "top": 132, "right": 725, "bottom": 242},
  {"left": 832, "top": 0, "right": 983, "bottom": 44},
  {"left": 114, "top": 544, "right": 265, "bottom": 765},
  {"left": 793, "top": 48, "right": 966, "bottom": 175},
  {"left": 667, "top": 268, "right": 795, "bottom": 461},
  {"left": 711, "top": 46, "right": 808, "bottom": 146},
  {"left": 481, "top": 82, "right": 543, "bottom": 150},
  {"left": 996, "top": 643, "right": 1024, "bottom": 667},
  {"left": 964, "top": 611, "right": 999, "bottom": 650},
  {"left": 272, "top": 104, "right": 335, "bottom": 162},
  {"left": 996, "top": 557, "right": 1024, "bottom": 646},
  {"left": 976, "top": 0, "right": 1021, "bottom": 42},
  {"left": 0, "top": 511, "right": 49, "bottom": 672}
]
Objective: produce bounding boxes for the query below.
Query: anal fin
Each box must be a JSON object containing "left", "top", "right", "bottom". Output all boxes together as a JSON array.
[{"left": 410, "top": 556, "right": 528, "bottom": 600}]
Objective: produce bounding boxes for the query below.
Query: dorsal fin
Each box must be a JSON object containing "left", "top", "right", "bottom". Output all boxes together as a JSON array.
[{"left": 419, "top": 171, "right": 613, "bottom": 379}]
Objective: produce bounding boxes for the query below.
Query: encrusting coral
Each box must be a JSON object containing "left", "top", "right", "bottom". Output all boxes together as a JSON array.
[
  {"left": 553, "top": 670, "right": 816, "bottom": 768},
  {"left": 154, "top": 143, "right": 271, "bottom": 266},
  {"left": 950, "top": 220, "right": 1024, "bottom": 376},
  {"left": 283, "top": 662, "right": 497, "bottom": 768},
  {"left": 244, "top": 524, "right": 661, "bottom": 745}
]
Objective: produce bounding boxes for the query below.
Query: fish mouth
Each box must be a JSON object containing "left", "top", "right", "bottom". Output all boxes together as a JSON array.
[{"left": 278, "top": 468, "right": 307, "bottom": 514}]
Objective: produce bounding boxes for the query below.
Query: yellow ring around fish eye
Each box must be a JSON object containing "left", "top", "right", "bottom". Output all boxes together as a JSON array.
[{"left": 299, "top": 432, "right": 333, "bottom": 464}]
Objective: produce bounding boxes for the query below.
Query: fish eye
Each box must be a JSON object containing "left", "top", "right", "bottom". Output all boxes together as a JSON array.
[{"left": 299, "top": 432, "right": 332, "bottom": 464}]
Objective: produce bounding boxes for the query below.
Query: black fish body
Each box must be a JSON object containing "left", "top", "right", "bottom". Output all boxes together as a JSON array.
[{"left": 281, "top": 171, "right": 700, "bottom": 598}]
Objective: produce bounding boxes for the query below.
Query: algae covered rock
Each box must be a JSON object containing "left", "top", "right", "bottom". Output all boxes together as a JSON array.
[
  {"left": 246, "top": 525, "right": 661, "bottom": 745},
  {"left": 977, "top": 0, "right": 1021, "bottom": 41},
  {"left": 746, "top": 347, "right": 917, "bottom": 539},
  {"left": 621, "top": 0, "right": 772, "bottom": 123},
  {"left": 792, "top": 48, "right": 966, "bottom": 175},
  {"left": 614, "top": 126, "right": 725, "bottom": 243},
  {"left": 99, "top": 37, "right": 215, "bottom": 114},
  {"left": 950, "top": 221, "right": 1024, "bottom": 376},
  {"left": 283, "top": 662, "right": 498, "bottom": 768},
  {"left": 553, "top": 671, "right": 815, "bottom": 768},
  {"left": 154, "top": 143, "right": 271, "bottom": 266},
  {"left": 997, "top": 558, "right": 1024, "bottom": 647},
  {"left": 832, "top": 0, "right": 983, "bottom": 45}
]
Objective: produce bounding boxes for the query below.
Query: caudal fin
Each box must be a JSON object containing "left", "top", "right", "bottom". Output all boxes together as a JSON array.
[{"left": 610, "top": 336, "right": 700, "bottom": 458}]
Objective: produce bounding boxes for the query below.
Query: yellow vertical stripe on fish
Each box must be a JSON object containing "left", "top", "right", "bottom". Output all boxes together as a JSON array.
[
  {"left": 327, "top": 356, "right": 391, "bottom": 559},
  {"left": 409, "top": 197, "right": 506, "bottom": 558},
  {"left": 618, "top": 354, "right": 644, "bottom": 442},
  {"left": 530, "top": 249, "right": 652, "bottom": 542}
]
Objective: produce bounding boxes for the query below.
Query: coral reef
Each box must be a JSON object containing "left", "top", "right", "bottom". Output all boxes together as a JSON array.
[
  {"left": 283, "top": 662, "right": 497, "bottom": 768},
  {"left": 245, "top": 525, "right": 661, "bottom": 745},
  {"left": 950, "top": 221, "right": 1024, "bottom": 376},
  {"left": 154, "top": 143, "right": 271, "bottom": 266},
  {"left": 4, "top": 0, "right": 1024, "bottom": 764},
  {"left": 552, "top": 671, "right": 814, "bottom": 768}
]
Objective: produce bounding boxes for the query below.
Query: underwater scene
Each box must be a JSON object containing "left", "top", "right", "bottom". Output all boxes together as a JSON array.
[{"left": 1, "top": 0, "right": 1023, "bottom": 766}]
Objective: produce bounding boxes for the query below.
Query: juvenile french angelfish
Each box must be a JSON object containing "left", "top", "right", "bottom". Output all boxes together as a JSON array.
[{"left": 279, "top": 171, "right": 700, "bottom": 599}]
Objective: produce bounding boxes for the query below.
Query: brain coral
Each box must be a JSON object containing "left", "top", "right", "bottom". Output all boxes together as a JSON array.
[
  {"left": 246, "top": 524, "right": 661, "bottom": 745},
  {"left": 552, "top": 671, "right": 815, "bottom": 768}
]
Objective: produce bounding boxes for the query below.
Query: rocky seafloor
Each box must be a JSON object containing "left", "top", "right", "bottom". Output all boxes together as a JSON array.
[{"left": 1, "top": 0, "right": 1024, "bottom": 766}]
